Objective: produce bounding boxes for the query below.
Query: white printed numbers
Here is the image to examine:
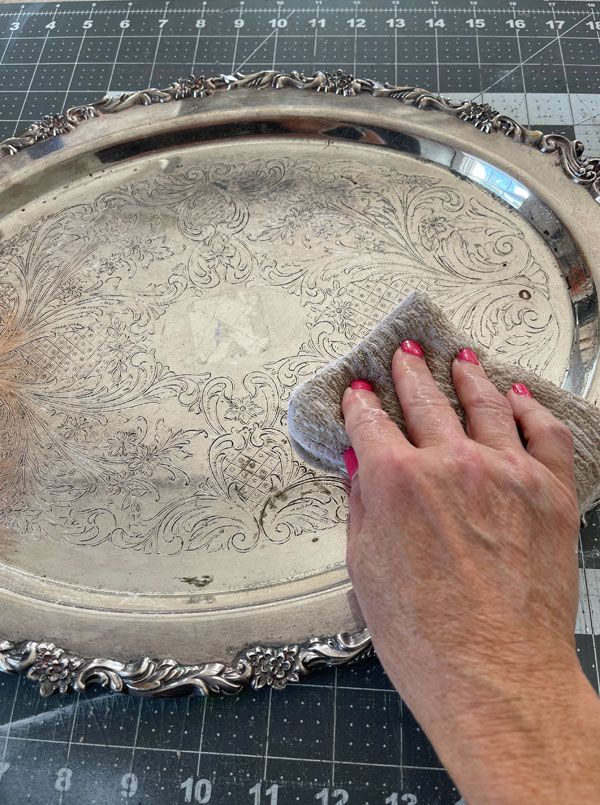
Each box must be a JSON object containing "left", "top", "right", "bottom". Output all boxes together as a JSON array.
[
  {"left": 269, "top": 18, "right": 287, "bottom": 28},
  {"left": 315, "top": 789, "right": 349, "bottom": 805},
  {"left": 9, "top": 21, "right": 19, "bottom": 30},
  {"left": 0, "top": 763, "right": 9, "bottom": 781},
  {"left": 426, "top": 17, "right": 445, "bottom": 27},
  {"left": 45, "top": 20, "right": 57, "bottom": 30},
  {"left": 507, "top": 18, "right": 525, "bottom": 28},
  {"left": 181, "top": 777, "right": 213, "bottom": 803},
  {"left": 467, "top": 18, "right": 485, "bottom": 27},
  {"left": 547, "top": 19, "right": 565, "bottom": 29},
  {"left": 234, "top": 18, "right": 245, "bottom": 28},
  {"left": 196, "top": 19, "right": 206, "bottom": 28},
  {"left": 158, "top": 18, "right": 169, "bottom": 29},
  {"left": 347, "top": 18, "right": 366, "bottom": 28},
  {"left": 248, "top": 783, "right": 278, "bottom": 804},
  {"left": 386, "top": 18, "right": 406, "bottom": 28},
  {"left": 121, "top": 773, "right": 138, "bottom": 798},
  {"left": 309, "top": 18, "right": 326, "bottom": 28},
  {"left": 587, "top": 20, "right": 600, "bottom": 29},
  {"left": 120, "top": 19, "right": 130, "bottom": 29},
  {"left": 385, "top": 795, "right": 418, "bottom": 805},
  {"left": 55, "top": 768, "right": 73, "bottom": 792},
  {"left": 83, "top": 19, "right": 93, "bottom": 29}
]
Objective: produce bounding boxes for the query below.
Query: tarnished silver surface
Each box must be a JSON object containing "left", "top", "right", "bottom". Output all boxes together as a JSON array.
[{"left": 0, "top": 72, "right": 598, "bottom": 696}]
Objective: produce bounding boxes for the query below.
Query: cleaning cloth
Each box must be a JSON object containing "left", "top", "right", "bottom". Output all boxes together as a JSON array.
[{"left": 287, "top": 291, "right": 600, "bottom": 514}]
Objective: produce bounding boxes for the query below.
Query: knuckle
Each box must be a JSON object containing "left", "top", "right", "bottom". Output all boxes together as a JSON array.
[
  {"left": 500, "top": 447, "right": 528, "bottom": 469},
  {"left": 467, "top": 389, "right": 513, "bottom": 416},
  {"left": 382, "top": 449, "right": 415, "bottom": 478},
  {"left": 448, "top": 440, "right": 482, "bottom": 469},
  {"left": 348, "top": 406, "right": 391, "bottom": 435},
  {"left": 540, "top": 417, "right": 573, "bottom": 447},
  {"left": 369, "top": 449, "right": 417, "bottom": 492},
  {"left": 502, "top": 455, "right": 543, "bottom": 493},
  {"left": 409, "top": 393, "right": 451, "bottom": 414}
]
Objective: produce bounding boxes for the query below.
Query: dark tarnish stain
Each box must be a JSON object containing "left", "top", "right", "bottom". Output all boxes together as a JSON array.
[
  {"left": 266, "top": 489, "right": 289, "bottom": 508},
  {"left": 178, "top": 575, "right": 213, "bottom": 589}
]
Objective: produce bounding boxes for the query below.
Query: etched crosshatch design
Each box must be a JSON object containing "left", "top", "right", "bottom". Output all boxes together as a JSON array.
[{"left": 345, "top": 277, "right": 430, "bottom": 337}]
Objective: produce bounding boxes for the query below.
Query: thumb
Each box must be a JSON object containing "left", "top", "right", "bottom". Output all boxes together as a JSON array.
[{"left": 347, "top": 473, "right": 366, "bottom": 543}]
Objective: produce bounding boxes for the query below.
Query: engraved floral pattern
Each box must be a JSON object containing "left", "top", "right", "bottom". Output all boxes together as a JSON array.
[{"left": 0, "top": 156, "right": 560, "bottom": 555}]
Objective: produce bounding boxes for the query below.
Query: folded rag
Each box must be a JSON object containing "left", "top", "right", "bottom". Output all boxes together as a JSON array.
[{"left": 287, "top": 291, "right": 600, "bottom": 514}]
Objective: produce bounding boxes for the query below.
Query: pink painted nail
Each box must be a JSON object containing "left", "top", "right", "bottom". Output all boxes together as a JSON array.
[
  {"left": 400, "top": 340, "right": 424, "bottom": 358},
  {"left": 350, "top": 380, "right": 373, "bottom": 391},
  {"left": 343, "top": 447, "right": 358, "bottom": 478},
  {"left": 457, "top": 347, "right": 479, "bottom": 365},
  {"left": 512, "top": 383, "right": 533, "bottom": 398}
]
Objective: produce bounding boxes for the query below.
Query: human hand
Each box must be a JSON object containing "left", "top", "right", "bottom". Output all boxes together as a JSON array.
[{"left": 342, "top": 342, "right": 598, "bottom": 802}]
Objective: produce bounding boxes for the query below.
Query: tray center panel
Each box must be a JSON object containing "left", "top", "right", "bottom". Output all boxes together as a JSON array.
[{"left": 0, "top": 137, "right": 572, "bottom": 610}]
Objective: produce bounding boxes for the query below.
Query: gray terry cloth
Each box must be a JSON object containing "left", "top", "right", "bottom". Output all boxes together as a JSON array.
[{"left": 287, "top": 291, "right": 600, "bottom": 515}]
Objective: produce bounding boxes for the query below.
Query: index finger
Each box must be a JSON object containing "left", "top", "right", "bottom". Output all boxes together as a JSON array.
[{"left": 342, "top": 380, "right": 411, "bottom": 473}]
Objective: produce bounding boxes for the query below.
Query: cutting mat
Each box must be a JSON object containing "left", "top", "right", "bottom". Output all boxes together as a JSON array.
[{"left": 0, "top": 0, "right": 600, "bottom": 802}]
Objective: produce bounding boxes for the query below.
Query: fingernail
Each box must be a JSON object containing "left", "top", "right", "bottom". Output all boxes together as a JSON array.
[
  {"left": 350, "top": 379, "right": 373, "bottom": 391},
  {"left": 456, "top": 347, "right": 479, "bottom": 365},
  {"left": 343, "top": 447, "right": 358, "bottom": 478},
  {"left": 512, "top": 383, "right": 533, "bottom": 398},
  {"left": 400, "top": 340, "right": 424, "bottom": 358}
]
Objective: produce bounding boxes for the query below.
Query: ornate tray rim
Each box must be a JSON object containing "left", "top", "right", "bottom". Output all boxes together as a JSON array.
[
  {"left": 0, "top": 69, "right": 597, "bottom": 698},
  {"left": 2, "top": 69, "right": 599, "bottom": 204}
]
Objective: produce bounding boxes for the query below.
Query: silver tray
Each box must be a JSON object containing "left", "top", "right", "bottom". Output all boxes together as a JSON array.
[{"left": 0, "top": 71, "right": 598, "bottom": 698}]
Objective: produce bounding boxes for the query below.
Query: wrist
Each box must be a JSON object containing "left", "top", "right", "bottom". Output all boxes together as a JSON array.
[{"left": 408, "top": 649, "right": 600, "bottom": 804}]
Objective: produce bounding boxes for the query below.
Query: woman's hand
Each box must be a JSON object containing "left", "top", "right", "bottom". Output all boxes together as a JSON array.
[{"left": 342, "top": 342, "right": 600, "bottom": 804}]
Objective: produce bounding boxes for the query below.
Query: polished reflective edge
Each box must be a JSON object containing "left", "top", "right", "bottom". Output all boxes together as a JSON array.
[
  {"left": 1, "top": 68, "right": 598, "bottom": 697},
  {"left": 0, "top": 630, "right": 372, "bottom": 697},
  {"left": 1, "top": 68, "right": 600, "bottom": 204}
]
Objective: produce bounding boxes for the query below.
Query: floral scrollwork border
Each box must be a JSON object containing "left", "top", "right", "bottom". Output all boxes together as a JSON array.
[
  {"left": 0, "top": 69, "right": 599, "bottom": 202},
  {"left": 0, "top": 629, "right": 373, "bottom": 697}
]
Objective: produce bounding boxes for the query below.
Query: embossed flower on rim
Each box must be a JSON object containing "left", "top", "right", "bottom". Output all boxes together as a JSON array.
[
  {"left": 458, "top": 102, "right": 499, "bottom": 133},
  {"left": 223, "top": 396, "right": 264, "bottom": 426},
  {"left": 27, "top": 643, "right": 83, "bottom": 696},
  {"left": 57, "top": 414, "right": 92, "bottom": 442},
  {"left": 321, "top": 69, "right": 361, "bottom": 96},
  {"left": 169, "top": 75, "right": 216, "bottom": 100},
  {"left": 245, "top": 646, "right": 301, "bottom": 689}
]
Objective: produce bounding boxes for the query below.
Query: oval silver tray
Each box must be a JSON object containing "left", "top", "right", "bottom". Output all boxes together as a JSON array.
[{"left": 0, "top": 70, "right": 598, "bottom": 698}]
